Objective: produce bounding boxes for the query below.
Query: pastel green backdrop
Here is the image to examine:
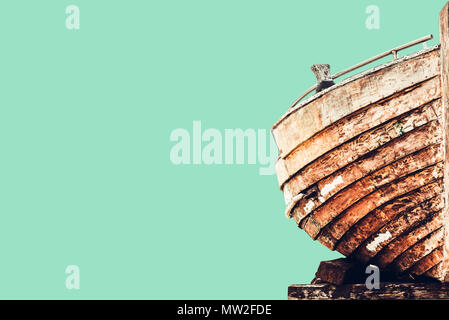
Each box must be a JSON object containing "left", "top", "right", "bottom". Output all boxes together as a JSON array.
[{"left": 0, "top": 0, "right": 445, "bottom": 299}]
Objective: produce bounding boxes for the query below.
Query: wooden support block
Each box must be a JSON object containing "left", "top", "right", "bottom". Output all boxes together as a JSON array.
[
  {"left": 288, "top": 282, "right": 449, "bottom": 300},
  {"left": 314, "top": 258, "right": 363, "bottom": 285}
]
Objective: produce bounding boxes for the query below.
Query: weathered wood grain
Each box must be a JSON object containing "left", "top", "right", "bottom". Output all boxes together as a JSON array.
[
  {"left": 289, "top": 134, "right": 442, "bottom": 222},
  {"left": 313, "top": 163, "right": 444, "bottom": 249},
  {"left": 317, "top": 135, "right": 441, "bottom": 202},
  {"left": 288, "top": 282, "right": 449, "bottom": 300},
  {"left": 424, "top": 261, "right": 444, "bottom": 279},
  {"left": 276, "top": 77, "right": 441, "bottom": 189},
  {"left": 285, "top": 102, "right": 441, "bottom": 213},
  {"left": 272, "top": 48, "right": 440, "bottom": 158},
  {"left": 344, "top": 190, "right": 443, "bottom": 259},
  {"left": 409, "top": 246, "right": 444, "bottom": 275},
  {"left": 392, "top": 228, "right": 444, "bottom": 274},
  {"left": 374, "top": 213, "right": 443, "bottom": 269},
  {"left": 286, "top": 125, "right": 442, "bottom": 218},
  {"left": 439, "top": 1, "right": 449, "bottom": 282},
  {"left": 314, "top": 258, "right": 361, "bottom": 286}
]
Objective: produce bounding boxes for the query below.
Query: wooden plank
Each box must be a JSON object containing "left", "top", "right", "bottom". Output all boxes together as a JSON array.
[
  {"left": 311, "top": 163, "right": 444, "bottom": 248},
  {"left": 374, "top": 213, "right": 443, "bottom": 269},
  {"left": 341, "top": 192, "right": 443, "bottom": 257},
  {"left": 314, "top": 258, "right": 362, "bottom": 286},
  {"left": 353, "top": 183, "right": 443, "bottom": 263},
  {"left": 272, "top": 48, "right": 440, "bottom": 158},
  {"left": 284, "top": 102, "right": 441, "bottom": 213},
  {"left": 438, "top": 0, "right": 449, "bottom": 283},
  {"left": 425, "top": 261, "right": 444, "bottom": 278},
  {"left": 392, "top": 228, "right": 444, "bottom": 274},
  {"left": 288, "top": 282, "right": 449, "bottom": 300},
  {"left": 276, "top": 77, "right": 441, "bottom": 189},
  {"left": 294, "top": 154, "right": 442, "bottom": 235},
  {"left": 289, "top": 135, "right": 442, "bottom": 222},
  {"left": 286, "top": 124, "right": 442, "bottom": 216},
  {"left": 409, "top": 246, "right": 444, "bottom": 275}
]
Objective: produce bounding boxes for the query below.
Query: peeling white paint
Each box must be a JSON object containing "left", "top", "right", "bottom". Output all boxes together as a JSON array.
[
  {"left": 433, "top": 168, "right": 440, "bottom": 179},
  {"left": 284, "top": 193, "right": 304, "bottom": 218},
  {"left": 283, "top": 187, "right": 293, "bottom": 204},
  {"left": 304, "top": 200, "right": 315, "bottom": 214},
  {"left": 366, "top": 231, "right": 392, "bottom": 252},
  {"left": 321, "top": 176, "right": 343, "bottom": 196},
  {"left": 318, "top": 196, "right": 325, "bottom": 203}
]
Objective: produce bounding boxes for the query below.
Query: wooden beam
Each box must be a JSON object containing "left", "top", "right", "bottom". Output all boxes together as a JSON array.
[
  {"left": 439, "top": 1, "right": 449, "bottom": 281},
  {"left": 314, "top": 258, "right": 363, "bottom": 286},
  {"left": 288, "top": 282, "right": 449, "bottom": 300}
]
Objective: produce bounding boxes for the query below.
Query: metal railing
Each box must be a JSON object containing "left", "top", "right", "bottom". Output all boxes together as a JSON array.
[{"left": 289, "top": 34, "right": 434, "bottom": 109}]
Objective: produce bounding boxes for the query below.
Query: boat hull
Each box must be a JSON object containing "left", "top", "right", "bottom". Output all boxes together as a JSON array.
[{"left": 273, "top": 37, "right": 449, "bottom": 279}]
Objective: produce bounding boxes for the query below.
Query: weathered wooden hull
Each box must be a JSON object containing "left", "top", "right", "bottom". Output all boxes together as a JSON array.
[{"left": 272, "top": 4, "right": 449, "bottom": 281}]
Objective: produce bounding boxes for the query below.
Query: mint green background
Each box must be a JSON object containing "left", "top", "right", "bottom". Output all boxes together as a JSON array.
[{"left": 0, "top": 0, "right": 445, "bottom": 299}]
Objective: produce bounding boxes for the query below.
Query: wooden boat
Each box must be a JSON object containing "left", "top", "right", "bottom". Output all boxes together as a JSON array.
[{"left": 272, "top": 2, "right": 449, "bottom": 281}]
